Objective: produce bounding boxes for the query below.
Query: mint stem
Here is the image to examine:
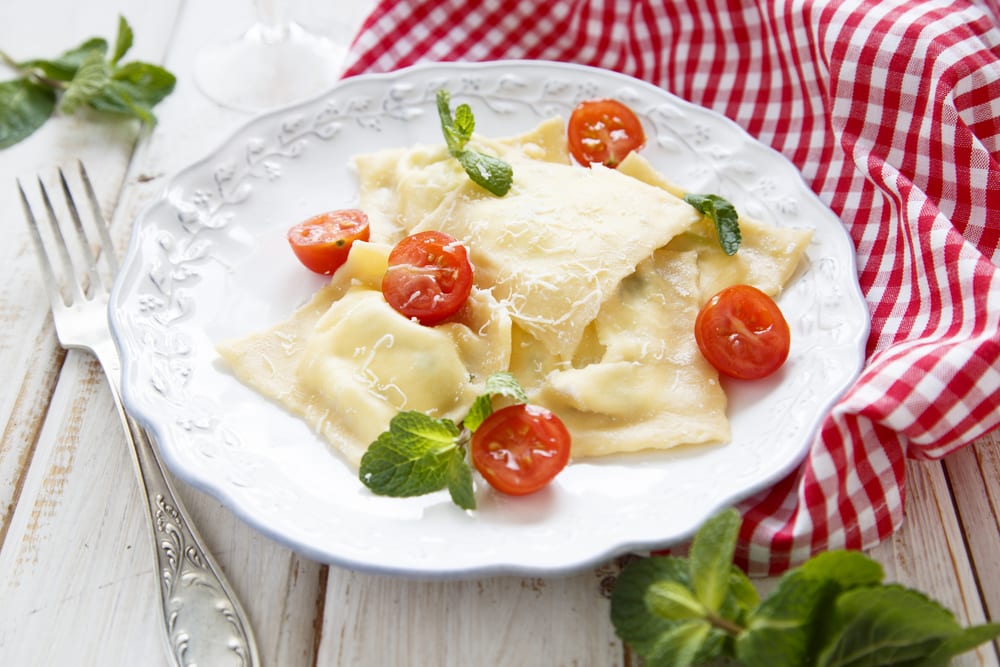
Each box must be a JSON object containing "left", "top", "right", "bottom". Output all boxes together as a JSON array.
[
  {"left": 707, "top": 613, "right": 744, "bottom": 636},
  {"left": 0, "top": 49, "right": 66, "bottom": 90}
]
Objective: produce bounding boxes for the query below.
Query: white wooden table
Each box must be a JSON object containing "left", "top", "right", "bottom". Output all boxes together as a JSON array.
[{"left": 1, "top": 1, "right": 997, "bottom": 664}]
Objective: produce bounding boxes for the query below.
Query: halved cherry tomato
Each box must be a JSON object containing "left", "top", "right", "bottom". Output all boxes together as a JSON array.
[
  {"left": 287, "top": 209, "right": 370, "bottom": 275},
  {"left": 471, "top": 404, "right": 571, "bottom": 496},
  {"left": 694, "top": 284, "right": 791, "bottom": 380},
  {"left": 381, "top": 230, "right": 474, "bottom": 326},
  {"left": 567, "top": 99, "right": 646, "bottom": 168}
]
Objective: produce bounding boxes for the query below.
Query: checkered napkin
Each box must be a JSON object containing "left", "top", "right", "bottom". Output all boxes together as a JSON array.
[{"left": 340, "top": 0, "right": 1000, "bottom": 574}]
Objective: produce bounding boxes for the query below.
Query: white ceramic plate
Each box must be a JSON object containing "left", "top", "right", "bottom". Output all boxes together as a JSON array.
[{"left": 109, "top": 61, "right": 869, "bottom": 578}]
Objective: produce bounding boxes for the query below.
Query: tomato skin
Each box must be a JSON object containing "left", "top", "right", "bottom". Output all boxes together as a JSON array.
[
  {"left": 381, "top": 230, "right": 474, "bottom": 326},
  {"left": 287, "top": 209, "right": 371, "bottom": 275},
  {"left": 471, "top": 404, "right": 572, "bottom": 496},
  {"left": 567, "top": 99, "right": 646, "bottom": 168},
  {"left": 694, "top": 285, "right": 791, "bottom": 380}
]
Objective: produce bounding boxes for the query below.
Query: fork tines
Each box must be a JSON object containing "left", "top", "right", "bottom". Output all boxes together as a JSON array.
[{"left": 19, "top": 162, "right": 119, "bottom": 305}]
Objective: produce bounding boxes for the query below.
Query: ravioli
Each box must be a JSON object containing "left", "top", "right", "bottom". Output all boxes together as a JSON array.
[
  {"left": 217, "top": 117, "right": 813, "bottom": 465},
  {"left": 217, "top": 241, "right": 512, "bottom": 465}
]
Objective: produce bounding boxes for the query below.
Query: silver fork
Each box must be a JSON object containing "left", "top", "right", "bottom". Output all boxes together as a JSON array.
[{"left": 19, "top": 162, "right": 260, "bottom": 667}]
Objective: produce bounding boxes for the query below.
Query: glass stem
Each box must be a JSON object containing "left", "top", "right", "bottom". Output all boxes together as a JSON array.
[{"left": 254, "top": 0, "right": 290, "bottom": 42}]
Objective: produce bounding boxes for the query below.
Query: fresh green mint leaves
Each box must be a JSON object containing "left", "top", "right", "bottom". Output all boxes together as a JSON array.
[
  {"left": 611, "top": 508, "right": 1000, "bottom": 667},
  {"left": 436, "top": 89, "right": 513, "bottom": 197},
  {"left": 358, "top": 372, "right": 527, "bottom": 510},
  {"left": 358, "top": 411, "right": 474, "bottom": 509},
  {"left": 684, "top": 193, "right": 742, "bottom": 256},
  {"left": 0, "top": 16, "right": 175, "bottom": 149}
]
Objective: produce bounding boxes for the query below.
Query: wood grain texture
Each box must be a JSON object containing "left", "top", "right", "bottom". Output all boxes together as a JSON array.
[
  {"left": 945, "top": 433, "right": 1000, "bottom": 659},
  {"left": 316, "top": 565, "right": 627, "bottom": 667}
]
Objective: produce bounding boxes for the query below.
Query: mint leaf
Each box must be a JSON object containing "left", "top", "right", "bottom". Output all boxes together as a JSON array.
[
  {"left": 89, "top": 62, "right": 176, "bottom": 123},
  {"left": 612, "top": 555, "right": 726, "bottom": 667},
  {"left": 0, "top": 79, "right": 56, "bottom": 148},
  {"left": 359, "top": 411, "right": 467, "bottom": 502},
  {"left": 644, "top": 621, "right": 714, "bottom": 667},
  {"left": 436, "top": 89, "right": 513, "bottom": 196},
  {"left": 58, "top": 50, "right": 111, "bottom": 115},
  {"left": 464, "top": 396, "right": 493, "bottom": 434},
  {"left": 612, "top": 556, "right": 697, "bottom": 654},
  {"left": 646, "top": 580, "right": 707, "bottom": 620},
  {"left": 725, "top": 565, "right": 760, "bottom": 621},
  {"left": 446, "top": 449, "right": 476, "bottom": 510},
  {"left": 1, "top": 17, "right": 174, "bottom": 149},
  {"left": 916, "top": 622, "right": 1000, "bottom": 667},
  {"left": 798, "top": 550, "right": 884, "bottom": 590},
  {"left": 19, "top": 37, "right": 108, "bottom": 82},
  {"left": 453, "top": 102, "right": 475, "bottom": 142},
  {"left": 689, "top": 508, "right": 740, "bottom": 613},
  {"left": 436, "top": 89, "right": 466, "bottom": 154},
  {"left": 463, "top": 371, "right": 529, "bottom": 432},
  {"left": 612, "top": 509, "right": 1000, "bottom": 667},
  {"left": 111, "top": 15, "right": 133, "bottom": 65},
  {"left": 816, "top": 586, "right": 966, "bottom": 667},
  {"left": 736, "top": 569, "right": 837, "bottom": 667},
  {"left": 456, "top": 150, "right": 514, "bottom": 197},
  {"left": 736, "top": 550, "right": 883, "bottom": 667},
  {"left": 684, "top": 193, "right": 742, "bottom": 255},
  {"left": 484, "top": 371, "right": 529, "bottom": 403}
]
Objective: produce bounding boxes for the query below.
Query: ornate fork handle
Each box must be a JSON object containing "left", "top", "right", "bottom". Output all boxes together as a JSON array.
[{"left": 97, "top": 339, "right": 259, "bottom": 667}]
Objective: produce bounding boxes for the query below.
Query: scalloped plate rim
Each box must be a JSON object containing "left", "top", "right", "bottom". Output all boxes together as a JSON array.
[{"left": 109, "top": 60, "right": 870, "bottom": 578}]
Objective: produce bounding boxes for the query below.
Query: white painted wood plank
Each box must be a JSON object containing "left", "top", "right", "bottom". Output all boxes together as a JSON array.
[
  {"left": 945, "top": 433, "right": 1000, "bottom": 659},
  {"left": 0, "top": 0, "right": 155, "bottom": 541},
  {"left": 0, "top": 336, "right": 324, "bottom": 666},
  {"left": 317, "top": 565, "right": 627, "bottom": 666},
  {"left": 0, "top": 355, "right": 169, "bottom": 664},
  {"left": 0, "top": 350, "right": 323, "bottom": 665},
  {"left": 1, "top": 0, "right": 336, "bottom": 664}
]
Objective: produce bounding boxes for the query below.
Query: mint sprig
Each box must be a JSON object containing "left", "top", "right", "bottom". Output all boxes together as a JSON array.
[
  {"left": 684, "top": 193, "right": 742, "bottom": 256},
  {"left": 358, "top": 372, "right": 527, "bottom": 509},
  {"left": 611, "top": 508, "right": 1000, "bottom": 667},
  {"left": 0, "top": 15, "right": 175, "bottom": 149},
  {"left": 436, "top": 89, "right": 513, "bottom": 196},
  {"left": 358, "top": 412, "right": 473, "bottom": 508}
]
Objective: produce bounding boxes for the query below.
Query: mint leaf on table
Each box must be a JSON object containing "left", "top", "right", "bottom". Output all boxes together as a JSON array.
[
  {"left": 0, "top": 80, "right": 56, "bottom": 149},
  {"left": 111, "top": 15, "right": 134, "bottom": 65},
  {"left": 797, "top": 549, "right": 885, "bottom": 589},
  {"left": 684, "top": 193, "right": 742, "bottom": 255},
  {"left": 735, "top": 551, "right": 884, "bottom": 667},
  {"left": 0, "top": 15, "right": 175, "bottom": 149},
  {"left": 689, "top": 505, "right": 741, "bottom": 612},
  {"left": 816, "top": 586, "right": 998, "bottom": 667},
  {"left": 90, "top": 62, "right": 177, "bottom": 124},
  {"left": 59, "top": 50, "right": 111, "bottom": 114},
  {"left": 436, "top": 89, "right": 513, "bottom": 196},
  {"left": 735, "top": 569, "right": 836, "bottom": 667},
  {"left": 17, "top": 37, "right": 109, "bottom": 82},
  {"left": 611, "top": 511, "right": 749, "bottom": 667},
  {"left": 611, "top": 556, "right": 698, "bottom": 656},
  {"left": 611, "top": 508, "right": 1000, "bottom": 667},
  {"left": 918, "top": 622, "right": 1000, "bottom": 667}
]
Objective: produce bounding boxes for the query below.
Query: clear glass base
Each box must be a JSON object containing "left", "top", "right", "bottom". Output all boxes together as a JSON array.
[{"left": 194, "top": 22, "right": 346, "bottom": 112}]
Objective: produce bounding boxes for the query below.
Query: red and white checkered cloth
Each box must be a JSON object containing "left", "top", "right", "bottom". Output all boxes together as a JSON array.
[{"left": 341, "top": 0, "right": 1000, "bottom": 575}]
